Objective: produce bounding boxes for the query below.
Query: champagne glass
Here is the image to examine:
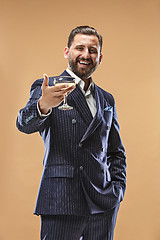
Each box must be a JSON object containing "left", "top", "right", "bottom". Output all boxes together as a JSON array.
[{"left": 54, "top": 76, "right": 76, "bottom": 110}]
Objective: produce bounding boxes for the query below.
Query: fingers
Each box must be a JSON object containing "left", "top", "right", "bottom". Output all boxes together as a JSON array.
[
  {"left": 54, "top": 83, "right": 75, "bottom": 91},
  {"left": 56, "top": 86, "right": 75, "bottom": 98},
  {"left": 54, "top": 83, "right": 74, "bottom": 90},
  {"left": 54, "top": 83, "right": 68, "bottom": 90},
  {"left": 43, "top": 74, "right": 49, "bottom": 87}
]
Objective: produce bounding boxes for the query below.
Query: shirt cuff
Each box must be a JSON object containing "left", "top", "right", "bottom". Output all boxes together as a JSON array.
[{"left": 37, "top": 101, "right": 52, "bottom": 118}]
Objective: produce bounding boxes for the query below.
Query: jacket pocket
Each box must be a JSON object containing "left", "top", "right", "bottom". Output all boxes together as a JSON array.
[
  {"left": 103, "top": 109, "right": 113, "bottom": 127},
  {"left": 44, "top": 165, "right": 74, "bottom": 178}
]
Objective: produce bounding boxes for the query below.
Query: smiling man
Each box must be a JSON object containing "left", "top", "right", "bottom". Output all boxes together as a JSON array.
[{"left": 16, "top": 26, "right": 126, "bottom": 240}]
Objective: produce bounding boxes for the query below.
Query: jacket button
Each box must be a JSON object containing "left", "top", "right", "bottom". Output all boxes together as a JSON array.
[
  {"left": 79, "top": 166, "right": 83, "bottom": 171},
  {"left": 72, "top": 119, "right": 77, "bottom": 124},
  {"left": 79, "top": 143, "right": 83, "bottom": 148},
  {"left": 106, "top": 125, "right": 110, "bottom": 130}
]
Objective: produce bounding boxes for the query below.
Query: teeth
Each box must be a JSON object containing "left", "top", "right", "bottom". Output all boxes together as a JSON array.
[{"left": 79, "top": 61, "right": 89, "bottom": 65}]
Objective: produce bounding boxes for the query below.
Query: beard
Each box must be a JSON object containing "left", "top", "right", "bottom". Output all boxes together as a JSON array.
[{"left": 68, "top": 55, "right": 99, "bottom": 79}]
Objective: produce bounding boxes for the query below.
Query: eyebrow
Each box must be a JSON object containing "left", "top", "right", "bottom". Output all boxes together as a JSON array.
[{"left": 75, "top": 44, "right": 98, "bottom": 49}]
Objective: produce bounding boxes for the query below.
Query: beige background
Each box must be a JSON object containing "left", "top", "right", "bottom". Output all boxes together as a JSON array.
[{"left": 0, "top": 0, "right": 160, "bottom": 239}]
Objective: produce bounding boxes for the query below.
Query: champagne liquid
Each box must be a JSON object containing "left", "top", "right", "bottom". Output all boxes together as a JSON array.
[{"left": 55, "top": 82, "right": 76, "bottom": 87}]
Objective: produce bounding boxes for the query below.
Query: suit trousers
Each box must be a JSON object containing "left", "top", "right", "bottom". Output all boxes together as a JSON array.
[{"left": 40, "top": 206, "right": 119, "bottom": 240}]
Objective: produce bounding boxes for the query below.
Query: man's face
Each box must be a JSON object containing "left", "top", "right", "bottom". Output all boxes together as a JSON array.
[{"left": 64, "top": 34, "right": 103, "bottom": 79}]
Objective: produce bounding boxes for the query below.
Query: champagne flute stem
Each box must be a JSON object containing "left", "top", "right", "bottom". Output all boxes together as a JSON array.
[{"left": 63, "top": 94, "right": 67, "bottom": 105}]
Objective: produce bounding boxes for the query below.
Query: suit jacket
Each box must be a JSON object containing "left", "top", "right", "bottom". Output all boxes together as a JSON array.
[{"left": 16, "top": 70, "right": 126, "bottom": 216}]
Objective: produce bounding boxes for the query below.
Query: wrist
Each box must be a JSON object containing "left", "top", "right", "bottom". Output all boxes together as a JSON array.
[{"left": 38, "top": 98, "right": 51, "bottom": 114}]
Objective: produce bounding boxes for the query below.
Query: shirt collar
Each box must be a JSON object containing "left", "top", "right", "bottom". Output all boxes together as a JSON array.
[{"left": 66, "top": 68, "right": 95, "bottom": 94}]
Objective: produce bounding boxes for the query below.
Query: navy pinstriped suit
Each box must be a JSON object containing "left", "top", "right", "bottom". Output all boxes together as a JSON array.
[{"left": 16, "top": 70, "right": 126, "bottom": 239}]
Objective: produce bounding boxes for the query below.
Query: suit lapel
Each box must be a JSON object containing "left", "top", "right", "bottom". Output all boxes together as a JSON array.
[
  {"left": 79, "top": 85, "right": 106, "bottom": 144},
  {"left": 69, "top": 85, "right": 93, "bottom": 124}
]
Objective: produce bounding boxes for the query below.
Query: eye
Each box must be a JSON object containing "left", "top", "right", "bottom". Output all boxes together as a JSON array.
[
  {"left": 76, "top": 46, "right": 83, "bottom": 51},
  {"left": 89, "top": 48, "right": 97, "bottom": 54}
]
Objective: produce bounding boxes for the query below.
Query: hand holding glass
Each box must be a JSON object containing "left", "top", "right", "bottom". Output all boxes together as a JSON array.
[{"left": 54, "top": 76, "right": 75, "bottom": 110}]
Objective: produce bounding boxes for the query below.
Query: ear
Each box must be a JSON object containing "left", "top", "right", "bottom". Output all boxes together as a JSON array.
[
  {"left": 64, "top": 47, "right": 69, "bottom": 59},
  {"left": 99, "top": 52, "right": 103, "bottom": 65}
]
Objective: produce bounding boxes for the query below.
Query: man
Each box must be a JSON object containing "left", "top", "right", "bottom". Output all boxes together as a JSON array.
[{"left": 16, "top": 26, "right": 126, "bottom": 240}]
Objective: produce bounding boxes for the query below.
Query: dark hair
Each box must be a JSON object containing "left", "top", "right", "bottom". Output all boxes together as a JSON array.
[{"left": 67, "top": 25, "right": 103, "bottom": 51}]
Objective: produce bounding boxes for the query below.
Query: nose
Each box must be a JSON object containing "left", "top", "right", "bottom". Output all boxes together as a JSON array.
[{"left": 82, "top": 48, "right": 90, "bottom": 59}]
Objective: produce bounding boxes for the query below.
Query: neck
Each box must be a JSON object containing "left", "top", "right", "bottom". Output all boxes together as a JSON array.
[{"left": 82, "top": 77, "right": 91, "bottom": 92}]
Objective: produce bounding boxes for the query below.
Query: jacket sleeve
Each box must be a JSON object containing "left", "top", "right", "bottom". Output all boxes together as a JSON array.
[
  {"left": 107, "top": 96, "right": 127, "bottom": 196},
  {"left": 16, "top": 79, "right": 50, "bottom": 134}
]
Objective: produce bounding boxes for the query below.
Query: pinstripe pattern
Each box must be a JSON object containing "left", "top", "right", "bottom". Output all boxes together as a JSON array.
[
  {"left": 82, "top": 206, "right": 119, "bottom": 240},
  {"left": 16, "top": 70, "right": 126, "bottom": 237},
  {"left": 41, "top": 206, "right": 119, "bottom": 240},
  {"left": 40, "top": 215, "right": 86, "bottom": 240}
]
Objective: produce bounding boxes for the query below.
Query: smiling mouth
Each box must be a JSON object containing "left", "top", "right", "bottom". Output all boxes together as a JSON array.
[
  {"left": 79, "top": 61, "right": 90, "bottom": 65},
  {"left": 78, "top": 60, "right": 91, "bottom": 67}
]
